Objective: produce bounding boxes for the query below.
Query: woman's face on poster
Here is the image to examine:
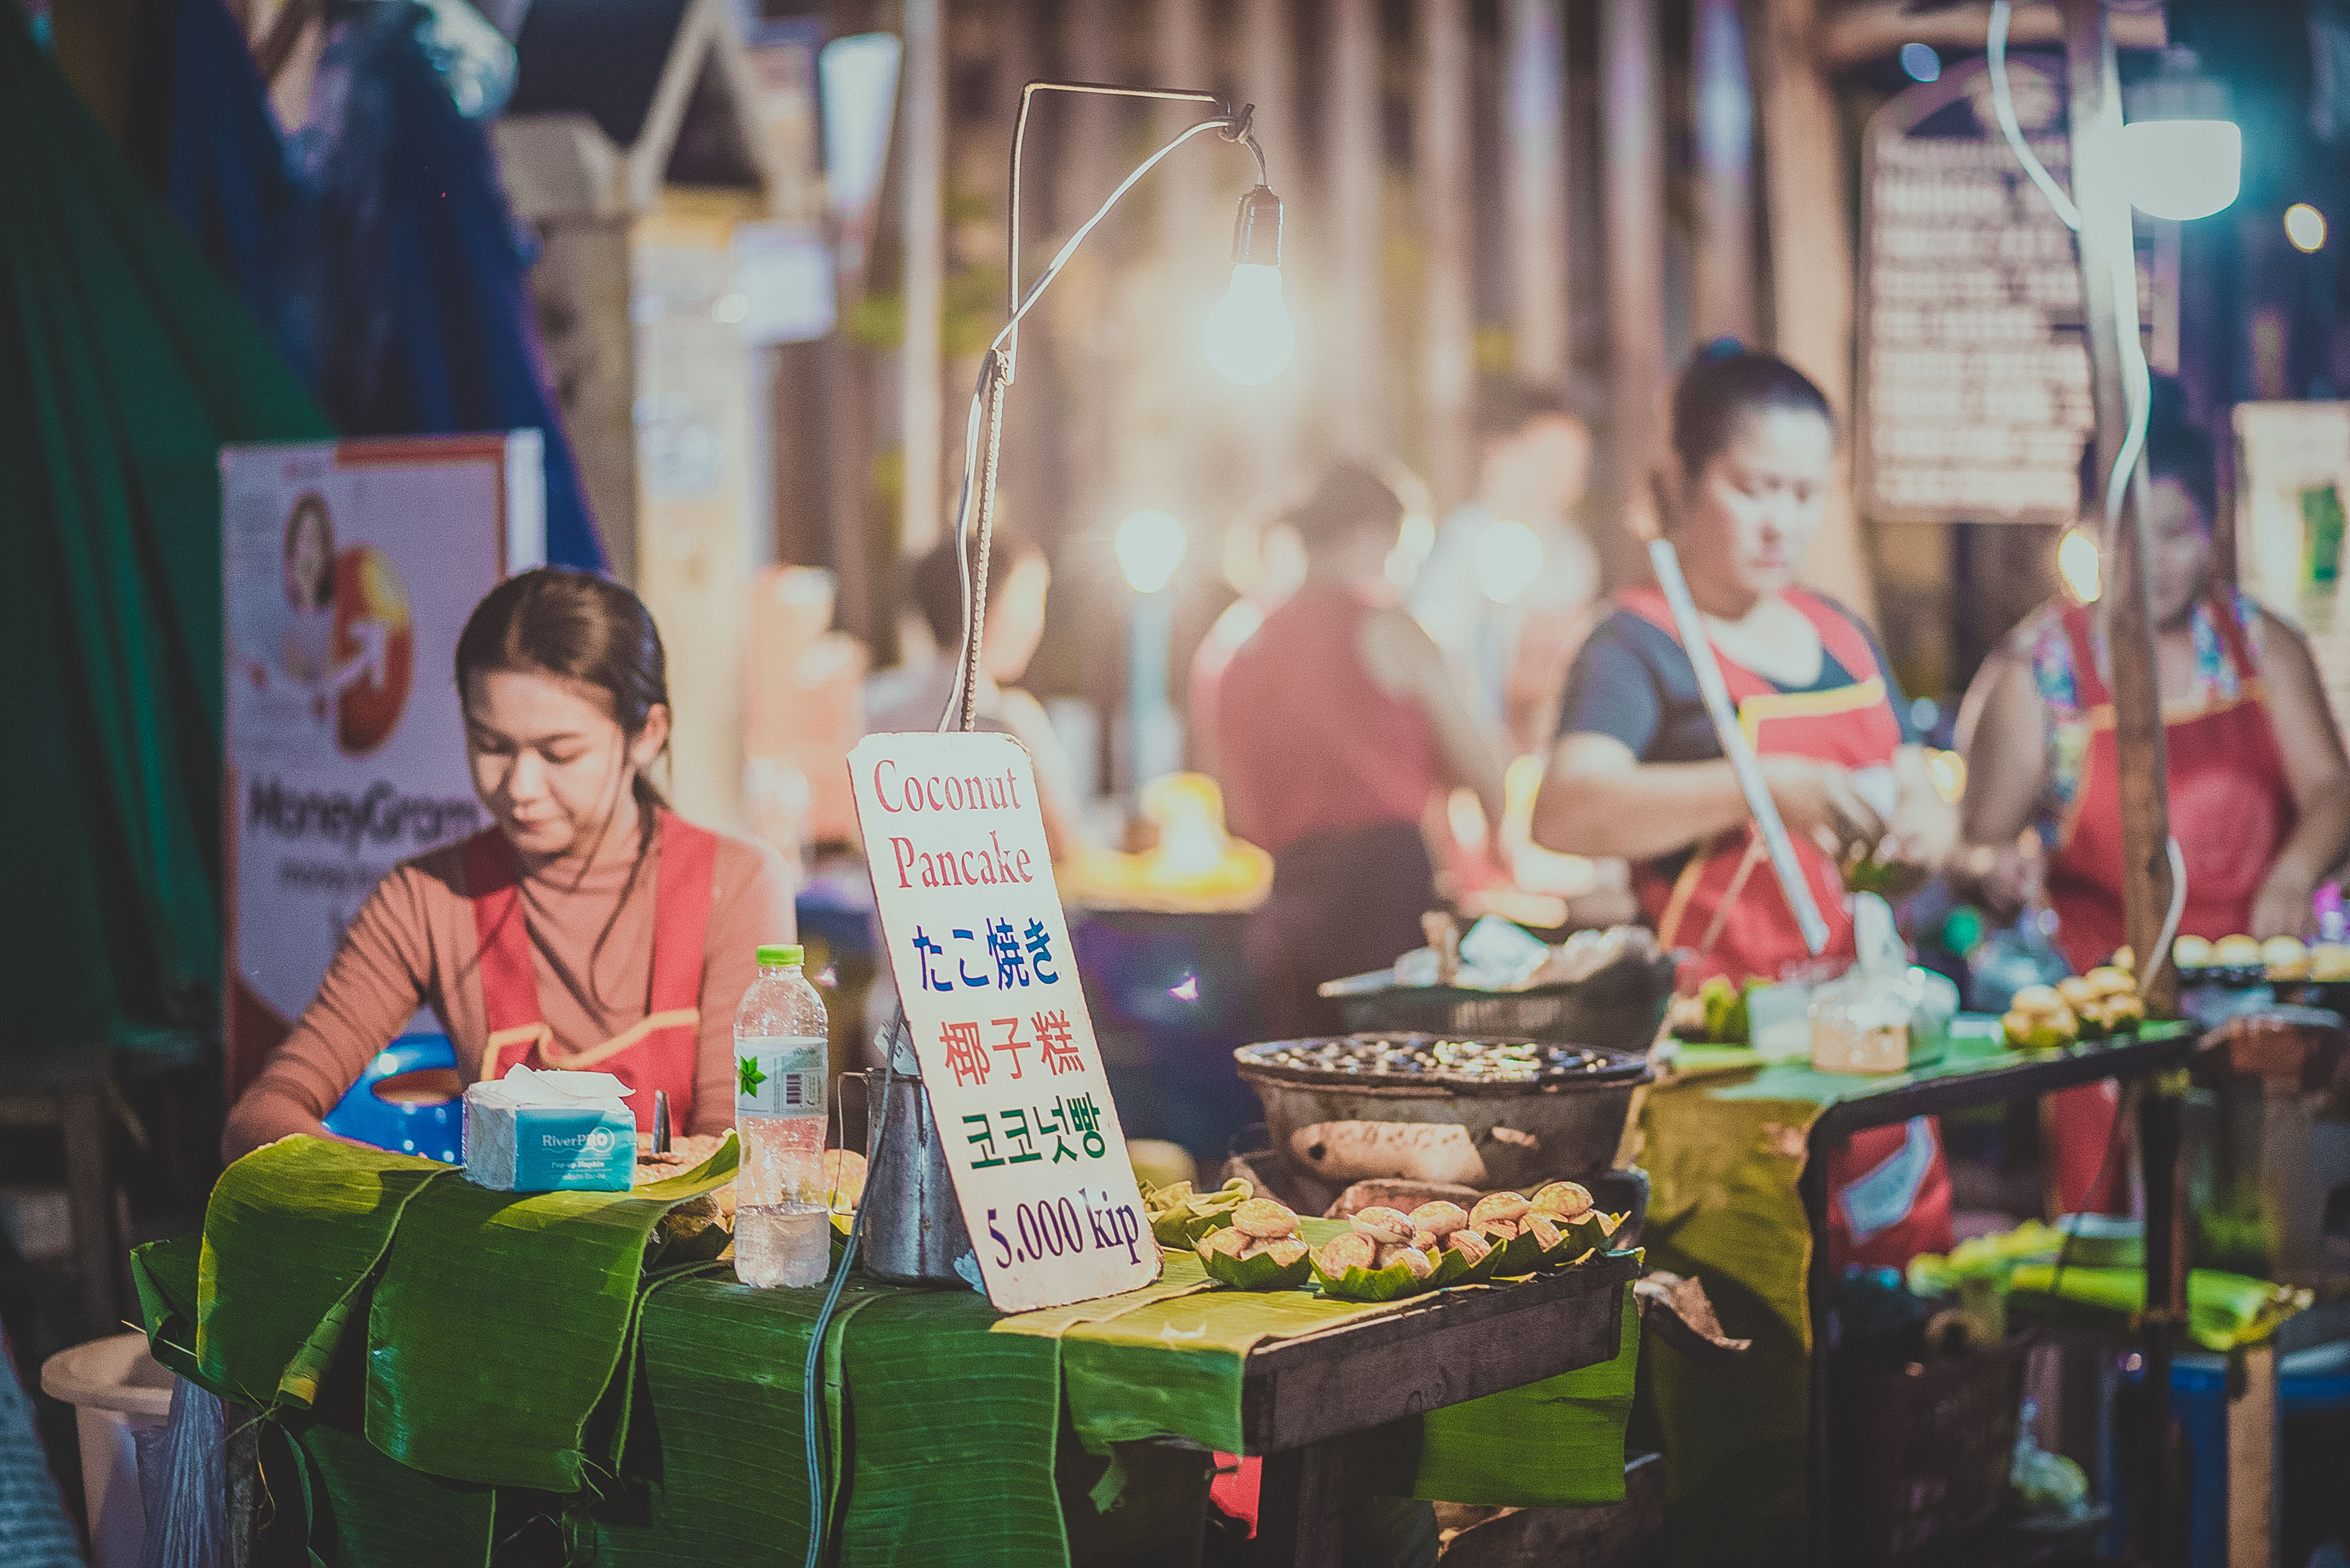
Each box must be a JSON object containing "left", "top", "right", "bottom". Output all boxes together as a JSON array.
[{"left": 284, "top": 504, "right": 335, "bottom": 612}]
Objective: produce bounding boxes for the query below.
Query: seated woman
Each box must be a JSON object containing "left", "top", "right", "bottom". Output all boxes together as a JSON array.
[
  {"left": 224, "top": 569, "right": 796, "bottom": 1161},
  {"left": 1532, "top": 345, "right": 1959, "bottom": 1266},
  {"left": 1955, "top": 377, "right": 2350, "bottom": 1208}
]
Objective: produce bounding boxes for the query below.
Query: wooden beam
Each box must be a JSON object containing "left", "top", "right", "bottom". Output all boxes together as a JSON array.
[
  {"left": 900, "top": 0, "right": 944, "bottom": 560},
  {"left": 2059, "top": 0, "right": 2175, "bottom": 1014},
  {"left": 1602, "top": 0, "right": 1667, "bottom": 575},
  {"left": 1820, "top": 0, "right": 2165, "bottom": 70},
  {"left": 1418, "top": 0, "right": 1476, "bottom": 507},
  {"left": 2061, "top": 3, "right": 2183, "bottom": 1559},
  {"left": 1754, "top": 0, "right": 1876, "bottom": 619},
  {"left": 1690, "top": 0, "right": 1757, "bottom": 346},
  {"left": 1503, "top": 0, "right": 1571, "bottom": 385},
  {"left": 1325, "top": 0, "right": 1389, "bottom": 448}
]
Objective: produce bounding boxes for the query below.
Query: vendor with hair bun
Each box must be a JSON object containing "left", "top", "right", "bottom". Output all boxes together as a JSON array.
[
  {"left": 224, "top": 568, "right": 796, "bottom": 1161},
  {"left": 1531, "top": 343, "right": 1960, "bottom": 1267}
]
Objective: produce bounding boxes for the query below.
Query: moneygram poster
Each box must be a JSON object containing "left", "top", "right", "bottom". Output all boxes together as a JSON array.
[{"left": 222, "top": 435, "right": 546, "bottom": 1090}]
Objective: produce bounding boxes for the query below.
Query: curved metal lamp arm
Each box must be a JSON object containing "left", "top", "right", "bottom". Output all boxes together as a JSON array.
[{"left": 938, "top": 80, "right": 1275, "bottom": 734}]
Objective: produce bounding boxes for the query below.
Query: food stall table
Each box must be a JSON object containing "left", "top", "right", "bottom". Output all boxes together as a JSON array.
[
  {"left": 1639, "top": 1023, "right": 2196, "bottom": 1568},
  {"left": 134, "top": 1138, "right": 1642, "bottom": 1568}
]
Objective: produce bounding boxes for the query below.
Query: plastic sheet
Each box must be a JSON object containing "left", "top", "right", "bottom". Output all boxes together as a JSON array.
[{"left": 137, "top": 1378, "right": 225, "bottom": 1568}]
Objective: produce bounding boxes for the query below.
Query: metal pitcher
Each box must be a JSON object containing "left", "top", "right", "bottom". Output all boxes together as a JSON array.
[{"left": 859, "top": 1021, "right": 974, "bottom": 1287}]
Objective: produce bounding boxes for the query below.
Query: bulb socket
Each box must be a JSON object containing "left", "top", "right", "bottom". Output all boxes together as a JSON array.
[{"left": 1231, "top": 186, "right": 1283, "bottom": 267}]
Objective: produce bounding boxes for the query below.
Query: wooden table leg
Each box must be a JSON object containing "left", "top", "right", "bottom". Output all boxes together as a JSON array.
[
  {"left": 1255, "top": 1441, "right": 1353, "bottom": 1568},
  {"left": 59, "top": 1078, "right": 123, "bottom": 1335}
]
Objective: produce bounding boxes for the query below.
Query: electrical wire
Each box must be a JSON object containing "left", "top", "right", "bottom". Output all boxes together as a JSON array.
[
  {"left": 1986, "top": 0, "right": 2082, "bottom": 232},
  {"left": 801, "top": 1018, "right": 898, "bottom": 1568},
  {"left": 1986, "top": 0, "right": 2182, "bottom": 968}
]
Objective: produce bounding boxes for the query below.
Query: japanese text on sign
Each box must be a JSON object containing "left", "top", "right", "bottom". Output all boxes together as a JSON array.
[{"left": 850, "top": 732, "right": 1158, "bottom": 1311}]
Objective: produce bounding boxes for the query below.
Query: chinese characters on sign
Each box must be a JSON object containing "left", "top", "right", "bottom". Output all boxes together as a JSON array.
[{"left": 850, "top": 732, "right": 1156, "bottom": 1311}]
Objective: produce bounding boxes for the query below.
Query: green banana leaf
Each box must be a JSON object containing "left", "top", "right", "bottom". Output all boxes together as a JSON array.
[
  {"left": 580, "top": 1271, "right": 888, "bottom": 1565},
  {"left": 1310, "top": 1251, "right": 1439, "bottom": 1302},
  {"left": 1413, "top": 1281, "right": 1641, "bottom": 1507},
  {"left": 2007, "top": 1263, "right": 2311, "bottom": 1352},
  {"left": 1196, "top": 1240, "right": 1312, "bottom": 1291},
  {"left": 291, "top": 1419, "right": 496, "bottom": 1568},
  {"left": 131, "top": 1233, "right": 202, "bottom": 1383},
  {"left": 362, "top": 1136, "right": 739, "bottom": 1491},
  {"left": 196, "top": 1138, "right": 451, "bottom": 1408}
]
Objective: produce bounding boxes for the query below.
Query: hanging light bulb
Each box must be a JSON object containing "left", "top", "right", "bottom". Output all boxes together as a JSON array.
[
  {"left": 2120, "top": 49, "right": 2240, "bottom": 223},
  {"left": 1116, "top": 509, "right": 1188, "bottom": 594},
  {"left": 1204, "top": 186, "right": 1295, "bottom": 386},
  {"left": 2058, "top": 526, "right": 2102, "bottom": 604}
]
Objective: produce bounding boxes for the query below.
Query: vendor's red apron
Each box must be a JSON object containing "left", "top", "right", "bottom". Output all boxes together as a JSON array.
[
  {"left": 2045, "top": 596, "right": 2294, "bottom": 1209},
  {"left": 1621, "top": 587, "right": 1952, "bottom": 1269},
  {"left": 463, "top": 810, "right": 717, "bottom": 1134}
]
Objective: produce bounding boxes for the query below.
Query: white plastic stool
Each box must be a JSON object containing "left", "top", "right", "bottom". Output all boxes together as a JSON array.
[{"left": 41, "top": 1332, "right": 172, "bottom": 1568}]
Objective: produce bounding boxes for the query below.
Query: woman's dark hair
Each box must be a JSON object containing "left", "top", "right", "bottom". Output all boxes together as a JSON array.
[
  {"left": 1670, "top": 343, "right": 1836, "bottom": 477},
  {"left": 457, "top": 569, "right": 672, "bottom": 999},
  {"left": 2076, "top": 373, "right": 2216, "bottom": 528},
  {"left": 911, "top": 520, "right": 1040, "bottom": 651},
  {"left": 284, "top": 494, "right": 335, "bottom": 606},
  {"left": 1284, "top": 459, "right": 1407, "bottom": 549},
  {"left": 455, "top": 568, "right": 671, "bottom": 815}
]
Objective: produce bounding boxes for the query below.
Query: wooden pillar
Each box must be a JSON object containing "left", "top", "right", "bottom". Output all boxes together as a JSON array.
[
  {"left": 1601, "top": 0, "right": 1665, "bottom": 573},
  {"left": 900, "top": 0, "right": 945, "bottom": 560},
  {"left": 1503, "top": 0, "right": 1571, "bottom": 385},
  {"left": 1690, "top": 0, "right": 1757, "bottom": 345},
  {"left": 2062, "top": 4, "right": 2183, "bottom": 1557},
  {"left": 1754, "top": 0, "right": 1875, "bottom": 618},
  {"left": 1417, "top": 0, "right": 1475, "bottom": 506},
  {"left": 1326, "top": 0, "right": 1388, "bottom": 448},
  {"left": 526, "top": 222, "right": 641, "bottom": 582}
]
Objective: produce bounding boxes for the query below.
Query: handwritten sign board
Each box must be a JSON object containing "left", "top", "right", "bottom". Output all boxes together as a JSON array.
[
  {"left": 849, "top": 731, "right": 1158, "bottom": 1311},
  {"left": 1857, "top": 58, "right": 2171, "bottom": 524}
]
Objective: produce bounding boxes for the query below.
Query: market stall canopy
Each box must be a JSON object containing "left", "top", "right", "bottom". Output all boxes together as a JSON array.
[
  {"left": 496, "top": 0, "right": 778, "bottom": 223},
  {"left": 162, "top": 0, "right": 606, "bottom": 569},
  {"left": 0, "top": 7, "right": 332, "bottom": 1057}
]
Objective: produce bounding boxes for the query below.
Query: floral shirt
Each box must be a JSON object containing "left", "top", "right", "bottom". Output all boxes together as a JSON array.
[{"left": 2018, "top": 588, "right": 2261, "bottom": 846}]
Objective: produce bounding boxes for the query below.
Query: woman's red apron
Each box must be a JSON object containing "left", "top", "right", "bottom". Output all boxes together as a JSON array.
[
  {"left": 1621, "top": 587, "right": 1950, "bottom": 1269},
  {"left": 2045, "top": 596, "right": 2294, "bottom": 1209},
  {"left": 463, "top": 810, "right": 718, "bottom": 1134}
]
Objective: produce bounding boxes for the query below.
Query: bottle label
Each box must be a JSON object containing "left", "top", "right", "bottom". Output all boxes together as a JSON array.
[{"left": 735, "top": 1035, "right": 827, "bottom": 1118}]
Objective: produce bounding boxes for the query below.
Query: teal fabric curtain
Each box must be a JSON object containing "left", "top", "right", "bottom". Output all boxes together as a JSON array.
[{"left": 0, "top": 9, "right": 331, "bottom": 1056}]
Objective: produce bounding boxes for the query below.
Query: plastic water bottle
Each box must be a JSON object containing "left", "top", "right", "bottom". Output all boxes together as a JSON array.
[{"left": 733, "top": 944, "right": 830, "bottom": 1288}]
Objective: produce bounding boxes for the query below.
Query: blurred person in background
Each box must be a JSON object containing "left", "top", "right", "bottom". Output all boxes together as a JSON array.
[
  {"left": 1218, "top": 460, "right": 1507, "bottom": 1037},
  {"left": 1955, "top": 375, "right": 2350, "bottom": 1210},
  {"left": 1409, "top": 382, "right": 1602, "bottom": 758},
  {"left": 866, "top": 522, "right": 1082, "bottom": 863},
  {"left": 1188, "top": 493, "right": 1308, "bottom": 785}
]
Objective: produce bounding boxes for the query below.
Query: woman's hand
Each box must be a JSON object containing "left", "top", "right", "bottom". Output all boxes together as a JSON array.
[
  {"left": 2249, "top": 862, "right": 2317, "bottom": 941},
  {"left": 1760, "top": 755, "right": 1885, "bottom": 861},
  {"left": 1950, "top": 836, "right": 2043, "bottom": 920}
]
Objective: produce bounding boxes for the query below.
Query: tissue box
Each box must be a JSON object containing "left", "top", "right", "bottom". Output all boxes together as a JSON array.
[{"left": 463, "top": 1067, "right": 637, "bottom": 1192}]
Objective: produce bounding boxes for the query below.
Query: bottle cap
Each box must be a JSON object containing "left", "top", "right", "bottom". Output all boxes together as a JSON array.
[{"left": 756, "top": 944, "right": 805, "bottom": 968}]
